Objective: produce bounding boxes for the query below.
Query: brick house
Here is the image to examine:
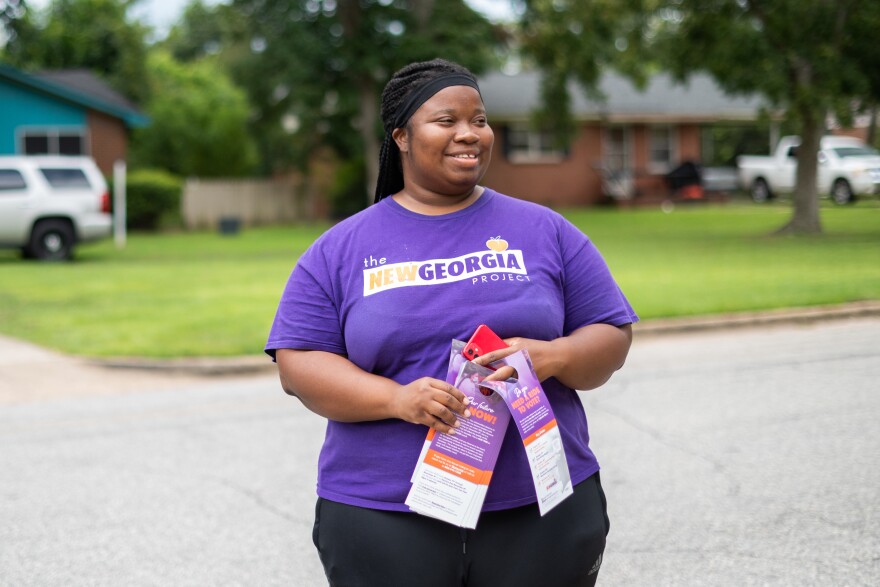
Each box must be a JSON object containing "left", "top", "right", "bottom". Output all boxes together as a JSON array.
[
  {"left": 0, "top": 63, "right": 148, "bottom": 177},
  {"left": 478, "top": 69, "right": 769, "bottom": 206}
]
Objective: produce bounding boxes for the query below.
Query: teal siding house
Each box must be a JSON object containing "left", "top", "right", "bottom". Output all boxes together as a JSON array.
[{"left": 0, "top": 63, "right": 148, "bottom": 176}]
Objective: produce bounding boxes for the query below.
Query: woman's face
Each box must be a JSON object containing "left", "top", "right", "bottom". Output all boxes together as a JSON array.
[{"left": 393, "top": 85, "right": 494, "bottom": 203}]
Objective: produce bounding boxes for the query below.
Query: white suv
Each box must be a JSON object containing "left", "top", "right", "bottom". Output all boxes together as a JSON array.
[{"left": 0, "top": 156, "right": 112, "bottom": 260}]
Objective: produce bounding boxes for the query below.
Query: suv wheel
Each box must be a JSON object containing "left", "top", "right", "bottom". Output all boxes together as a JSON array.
[
  {"left": 831, "top": 179, "right": 854, "bottom": 205},
  {"left": 27, "top": 220, "right": 75, "bottom": 261},
  {"left": 750, "top": 178, "right": 772, "bottom": 203}
]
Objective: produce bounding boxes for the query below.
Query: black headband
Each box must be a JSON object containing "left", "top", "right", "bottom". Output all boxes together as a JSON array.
[{"left": 391, "top": 73, "right": 481, "bottom": 129}]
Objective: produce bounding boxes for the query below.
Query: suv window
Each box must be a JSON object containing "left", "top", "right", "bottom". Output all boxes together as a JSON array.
[
  {"left": 40, "top": 167, "right": 92, "bottom": 189},
  {"left": 0, "top": 169, "right": 27, "bottom": 191}
]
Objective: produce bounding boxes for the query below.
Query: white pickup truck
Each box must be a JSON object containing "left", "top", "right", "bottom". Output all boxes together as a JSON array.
[
  {"left": 0, "top": 156, "right": 112, "bottom": 260},
  {"left": 737, "top": 135, "right": 880, "bottom": 204}
]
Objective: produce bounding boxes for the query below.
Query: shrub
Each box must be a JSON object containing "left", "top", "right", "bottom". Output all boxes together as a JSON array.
[{"left": 124, "top": 169, "right": 183, "bottom": 231}]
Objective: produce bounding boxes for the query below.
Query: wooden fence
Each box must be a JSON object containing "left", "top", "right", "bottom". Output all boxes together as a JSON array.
[{"left": 182, "top": 178, "right": 322, "bottom": 230}]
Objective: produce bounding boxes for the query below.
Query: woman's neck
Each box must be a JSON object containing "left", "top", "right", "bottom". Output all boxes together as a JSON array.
[{"left": 392, "top": 186, "right": 484, "bottom": 216}]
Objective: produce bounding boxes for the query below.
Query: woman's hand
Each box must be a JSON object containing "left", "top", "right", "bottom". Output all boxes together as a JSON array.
[
  {"left": 391, "top": 377, "right": 472, "bottom": 434},
  {"left": 472, "top": 323, "right": 633, "bottom": 391},
  {"left": 472, "top": 337, "right": 558, "bottom": 382},
  {"left": 276, "top": 349, "right": 470, "bottom": 434}
]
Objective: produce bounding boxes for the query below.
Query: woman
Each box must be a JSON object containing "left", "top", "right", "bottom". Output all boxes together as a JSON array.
[{"left": 266, "top": 58, "right": 637, "bottom": 586}]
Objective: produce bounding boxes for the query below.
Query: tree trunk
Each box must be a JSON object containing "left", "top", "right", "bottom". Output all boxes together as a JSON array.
[
  {"left": 777, "top": 112, "right": 822, "bottom": 234},
  {"left": 777, "top": 65, "right": 823, "bottom": 235},
  {"left": 359, "top": 77, "right": 379, "bottom": 206},
  {"left": 358, "top": 0, "right": 434, "bottom": 204},
  {"left": 411, "top": 0, "right": 436, "bottom": 30},
  {"left": 339, "top": 0, "right": 380, "bottom": 206},
  {"left": 867, "top": 103, "right": 878, "bottom": 148}
]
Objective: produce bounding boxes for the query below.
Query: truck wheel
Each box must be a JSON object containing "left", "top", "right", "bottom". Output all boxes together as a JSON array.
[
  {"left": 26, "top": 220, "right": 75, "bottom": 261},
  {"left": 750, "top": 178, "right": 772, "bottom": 203},
  {"left": 831, "top": 179, "right": 854, "bottom": 205}
]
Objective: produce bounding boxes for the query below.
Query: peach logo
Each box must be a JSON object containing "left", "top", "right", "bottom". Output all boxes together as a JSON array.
[{"left": 486, "top": 236, "right": 508, "bottom": 252}]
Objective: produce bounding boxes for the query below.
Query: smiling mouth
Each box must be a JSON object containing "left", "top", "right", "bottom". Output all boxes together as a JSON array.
[{"left": 450, "top": 154, "right": 478, "bottom": 159}]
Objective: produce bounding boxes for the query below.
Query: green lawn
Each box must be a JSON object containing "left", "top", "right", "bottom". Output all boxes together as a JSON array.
[
  {"left": 569, "top": 200, "right": 880, "bottom": 319},
  {"left": 1, "top": 199, "right": 878, "bottom": 358}
]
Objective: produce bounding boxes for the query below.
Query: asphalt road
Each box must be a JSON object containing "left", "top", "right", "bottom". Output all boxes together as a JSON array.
[{"left": 1, "top": 318, "right": 878, "bottom": 586}]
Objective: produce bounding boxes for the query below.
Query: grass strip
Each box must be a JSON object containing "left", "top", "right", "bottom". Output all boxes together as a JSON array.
[{"left": 1, "top": 200, "right": 877, "bottom": 358}]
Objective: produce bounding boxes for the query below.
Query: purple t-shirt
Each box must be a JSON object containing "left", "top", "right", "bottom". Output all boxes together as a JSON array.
[{"left": 266, "top": 189, "right": 638, "bottom": 512}]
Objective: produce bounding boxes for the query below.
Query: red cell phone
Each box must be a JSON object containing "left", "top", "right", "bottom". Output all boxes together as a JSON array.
[{"left": 462, "top": 324, "right": 508, "bottom": 361}]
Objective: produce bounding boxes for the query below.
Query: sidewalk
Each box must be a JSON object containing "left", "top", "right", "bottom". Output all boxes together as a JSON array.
[
  {"left": 2, "top": 300, "right": 879, "bottom": 404},
  {"left": 0, "top": 335, "right": 272, "bottom": 404}
]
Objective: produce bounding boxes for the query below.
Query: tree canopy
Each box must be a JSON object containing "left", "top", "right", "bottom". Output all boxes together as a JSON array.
[
  {"left": 518, "top": 0, "right": 657, "bottom": 146},
  {"left": 222, "top": 0, "right": 504, "bottom": 209},
  {"left": 130, "top": 51, "right": 258, "bottom": 178},
  {"left": 0, "top": 0, "right": 28, "bottom": 45},
  {"left": 654, "top": 0, "right": 875, "bottom": 233},
  {"left": 518, "top": 0, "right": 878, "bottom": 234},
  {"left": 4, "top": 0, "right": 880, "bottom": 225},
  {"left": 3, "top": 0, "right": 150, "bottom": 104},
  {"left": 843, "top": 0, "right": 880, "bottom": 146}
]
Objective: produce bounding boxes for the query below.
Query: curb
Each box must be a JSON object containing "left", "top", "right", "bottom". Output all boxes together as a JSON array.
[
  {"left": 634, "top": 300, "right": 880, "bottom": 336},
  {"left": 86, "top": 301, "right": 880, "bottom": 376},
  {"left": 86, "top": 354, "right": 276, "bottom": 377}
]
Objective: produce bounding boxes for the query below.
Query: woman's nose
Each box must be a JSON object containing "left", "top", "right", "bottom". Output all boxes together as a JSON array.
[{"left": 454, "top": 125, "right": 480, "bottom": 142}]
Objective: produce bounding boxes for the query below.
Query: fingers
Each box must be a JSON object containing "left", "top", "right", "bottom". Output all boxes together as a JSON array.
[
  {"left": 427, "top": 382, "right": 471, "bottom": 434},
  {"left": 472, "top": 336, "right": 556, "bottom": 382},
  {"left": 395, "top": 378, "right": 472, "bottom": 435},
  {"left": 434, "top": 379, "right": 470, "bottom": 414},
  {"left": 431, "top": 408, "right": 466, "bottom": 434},
  {"left": 471, "top": 345, "right": 517, "bottom": 367},
  {"left": 484, "top": 365, "right": 517, "bottom": 382}
]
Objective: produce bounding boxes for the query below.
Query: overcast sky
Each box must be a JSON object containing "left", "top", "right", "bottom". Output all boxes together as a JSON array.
[{"left": 28, "top": 0, "right": 517, "bottom": 37}]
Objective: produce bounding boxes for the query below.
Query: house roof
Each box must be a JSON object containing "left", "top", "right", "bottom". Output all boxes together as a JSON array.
[
  {"left": 479, "top": 69, "right": 770, "bottom": 123},
  {"left": 0, "top": 63, "right": 149, "bottom": 128}
]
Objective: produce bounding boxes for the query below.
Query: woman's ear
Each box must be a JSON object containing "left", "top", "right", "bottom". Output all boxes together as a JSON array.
[{"left": 392, "top": 127, "right": 408, "bottom": 153}]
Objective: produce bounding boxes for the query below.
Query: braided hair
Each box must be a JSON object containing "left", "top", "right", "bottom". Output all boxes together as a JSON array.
[{"left": 374, "top": 59, "right": 481, "bottom": 203}]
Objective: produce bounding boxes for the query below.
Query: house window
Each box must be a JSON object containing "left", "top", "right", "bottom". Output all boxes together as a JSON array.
[
  {"left": 24, "top": 135, "right": 50, "bottom": 155},
  {"left": 58, "top": 134, "right": 85, "bottom": 155},
  {"left": 21, "top": 129, "right": 87, "bottom": 156},
  {"left": 604, "top": 126, "right": 630, "bottom": 172},
  {"left": 601, "top": 126, "right": 634, "bottom": 199},
  {"left": 649, "top": 126, "right": 675, "bottom": 170},
  {"left": 505, "top": 124, "right": 566, "bottom": 163}
]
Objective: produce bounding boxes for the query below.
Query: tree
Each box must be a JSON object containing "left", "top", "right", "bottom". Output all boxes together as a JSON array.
[
  {"left": 656, "top": 0, "right": 872, "bottom": 234},
  {"left": 518, "top": 0, "right": 657, "bottom": 148},
  {"left": 129, "top": 51, "right": 258, "bottom": 178},
  {"left": 844, "top": 2, "right": 880, "bottom": 147},
  {"left": 228, "top": 0, "right": 503, "bottom": 209},
  {"left": 2, "top": 0, "right": 150, "bottom": 104},
  {"left": 161, "top": 0, "right": 248, "bottom": 64},
  {"left": 0, "top": 0, "right": 28, "bottom": 46}
]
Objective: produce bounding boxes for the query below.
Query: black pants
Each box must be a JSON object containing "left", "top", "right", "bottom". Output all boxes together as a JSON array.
[{"left": 312, "top": 473, "right": 609, "bottom": 587}]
